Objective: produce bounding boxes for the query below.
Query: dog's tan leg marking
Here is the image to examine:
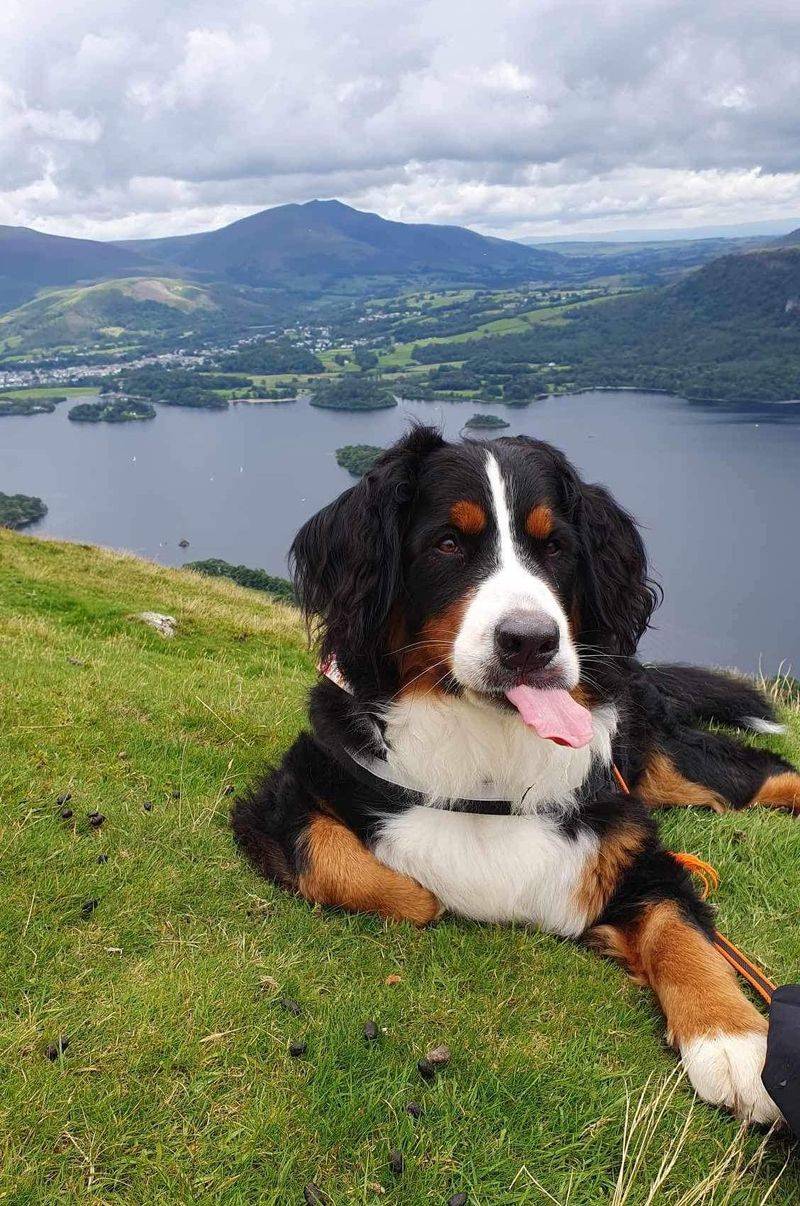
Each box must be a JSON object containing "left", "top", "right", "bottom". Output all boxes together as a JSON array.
[
  {"left": 298, "top": 813, "right": 442, "bottom": 925},
  {"left": 592, "top": 902, "right": 780, "bottom": 1124},
  {"left": 750, "top": 771, "right": 800, "bottom": 813},
  {"left": 637, "top": 751, "right": 728, "bottom": 812}
]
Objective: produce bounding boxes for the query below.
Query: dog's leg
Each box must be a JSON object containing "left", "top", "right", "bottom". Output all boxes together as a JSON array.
[
  {"left": 297, "top": 812, "right": 443, "bottom": 925},
  {"left": 637, "top": 729, "right": 800, "bottom": 813},
  {"left": 591, "top": 901, "right": 781, "bottom": 1124}
]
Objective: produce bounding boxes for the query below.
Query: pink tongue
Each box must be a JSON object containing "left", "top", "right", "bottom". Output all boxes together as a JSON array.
[{"left": 505, "top": 685, "right": 594, "bottom": 749}]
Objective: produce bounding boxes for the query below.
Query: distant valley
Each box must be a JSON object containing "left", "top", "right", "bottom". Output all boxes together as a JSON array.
[{"left": 0, "top": 198, "right": 798, "bottom": 410}]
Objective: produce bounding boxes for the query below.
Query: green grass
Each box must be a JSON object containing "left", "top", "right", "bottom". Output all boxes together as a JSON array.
[{"left": 1, "top": 531, "right": 798, "bottom": 1203}]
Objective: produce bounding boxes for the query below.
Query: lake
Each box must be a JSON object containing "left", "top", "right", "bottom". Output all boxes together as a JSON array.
[{"left": 2, "top": 390, "right": 798, "bottom": 675}]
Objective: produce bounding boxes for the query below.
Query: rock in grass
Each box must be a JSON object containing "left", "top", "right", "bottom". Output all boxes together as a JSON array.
[
  {"left": 280, "top": 997, "right": 302, "bottom": 1017},
  {"left": 45, "top": 1036, "right": 70, "bottom": 1060},
  {"left": 303, "top": 1184, "right": 329, "bottom": 1205},
  {"left": 289, "top": 1039, "right": 308, "bottom": 1057},
  {"left": 425, "top": 1043, "right": 451, "bottom": 1066},
  {"left": 405, "top": 1101, "right": 422, "bottom": 1118},
  {"left": 143, "top": 800, "right": 153, "bottom": 812},
  {"left": 137, "top": 611, "right": 177, "bottom": 638},
  {"left": 388, "top": 1149, "right": 404, "bottom": 1176},
  {"left": 417, "top": 1058, "right": 436, "bottom": 1082},
  {"left": 448, "top": 1194, "right": 468, "bottom": 1206},
  {"left": 363, "top": 1020, "right": 379, "bottom": 1042}
]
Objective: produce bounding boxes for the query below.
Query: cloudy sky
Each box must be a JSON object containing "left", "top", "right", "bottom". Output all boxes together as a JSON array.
[{"left": 2, "top": 0, "right": 800, "bottom": 242}]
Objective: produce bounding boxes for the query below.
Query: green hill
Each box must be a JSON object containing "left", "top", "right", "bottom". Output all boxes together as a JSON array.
[
  {"left": 413, "top": 247, "right": 800, "bottom": 401},
  {"left": 1, "top": 530, "right": 799, "bottom": 1201},
  {"left": 0, "top": 224, "right": 156, "bottom": 313},
  {"left": 0, "top": 277, "right": 281, "bottom": 356}
]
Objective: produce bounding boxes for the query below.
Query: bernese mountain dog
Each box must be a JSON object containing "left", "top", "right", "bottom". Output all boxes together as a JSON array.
[{"left": 233, "top": 426, "right": 799, "bottom": 1124}]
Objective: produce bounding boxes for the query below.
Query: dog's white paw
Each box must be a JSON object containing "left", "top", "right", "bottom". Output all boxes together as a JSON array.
[{"left": 681, "top": 1030, "right": 782, "bottom": 1125}]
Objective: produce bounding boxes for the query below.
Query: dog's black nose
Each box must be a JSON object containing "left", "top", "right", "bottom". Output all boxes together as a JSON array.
[{"left": 495, "top": 611, "right": 560, "bottom": 674}]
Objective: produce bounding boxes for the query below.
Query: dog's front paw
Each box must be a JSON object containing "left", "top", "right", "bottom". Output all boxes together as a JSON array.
[{"left": 681, "top": 1030, "right": 782, "bottom": 1125}]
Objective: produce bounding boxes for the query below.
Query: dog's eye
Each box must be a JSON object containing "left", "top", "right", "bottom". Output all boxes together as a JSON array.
[
  {"left": 544, "top": 538, "right": 561, "bottom": 557},
  {"left": 436, "top": 536, "right": 460, "bottom": 555}
]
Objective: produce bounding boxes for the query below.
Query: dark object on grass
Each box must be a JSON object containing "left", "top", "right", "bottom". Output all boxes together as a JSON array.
[
  {"left": 363, "top": 1020, "right": 379, "bottom": 1042},
  {"left": 448, "top": 1193, "right": 468, "bottom": 1206},
  {"left": 223, "top": 784, "right": 235, "bottom": 796},
  {"left": 289, "top": 1039, "right": 308, "bottom": 1057},
  {"left": 56, "top": 793, "right": 72, "bottom": 806},
  {"left": 88, "top": 811, "right": 105, "bottom": 828},
  {"left": 303, "top": 1184, "right": 329, "bottom": 1205},
  {"left": 171, "top": 790, "right": 181, "bottom": 799},
  {"left": 425, "top": 1043, "right": 451, "bottom": 1066},
  {"left": 280, "top": 997, "right": 302, "bottom": 1016},
  {"left": 405, "top": 1101, "right": 423, "bottom": 1118},
  {"left": 46, "top": 1036, "right": 70, "bottom": 1060},
  {"left": 388, "top": 1149, "right": 404, "bottom": 1176},
  {"left": 60, "top": 808, "right": 73, "bottom": 820},
  {"left": 143, "top": 800, "right": 153, "bottom": 812},
  {"left": 762, "top": 984, "right": 800, "bottom": 1138},
  {"left": 417, "top": 1058, "right": 436, "bottom": 1082},
  {"left": 81, "top": 899, "right": 99, "bottom": 918},
  {"left": 97, "top": 854, "right": 108, "bottom": 864}
]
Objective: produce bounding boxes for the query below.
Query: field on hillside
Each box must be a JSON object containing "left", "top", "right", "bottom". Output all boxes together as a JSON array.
[{"left": 1, "top": 532, "right": 798, "bottom": 1203}]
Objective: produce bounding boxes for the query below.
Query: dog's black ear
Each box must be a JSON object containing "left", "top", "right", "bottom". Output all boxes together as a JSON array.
[
  {"left": 290, "top": 425, "right": 445, "bottom": 689},
  {"left": 574, "top": 482, "right": 661, "bottom": 656}
]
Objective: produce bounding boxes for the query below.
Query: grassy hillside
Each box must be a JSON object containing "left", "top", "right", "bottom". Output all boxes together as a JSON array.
[
  {"left": 0, "top": 278, "right": 286, "bottom": 357},
  {"left": 1, "top": 531, "right": 799, "bottom": 1203}
]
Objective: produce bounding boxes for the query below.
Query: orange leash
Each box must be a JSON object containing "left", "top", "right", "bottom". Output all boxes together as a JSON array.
[{"left": 612, "top": 763, "right": 777, "bottom": 1006}]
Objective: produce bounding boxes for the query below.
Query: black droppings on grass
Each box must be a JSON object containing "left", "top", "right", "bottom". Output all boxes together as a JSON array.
[
  {"left": 405, "top": 1101, "right": 423, "bottom": 1118},
  {"left": 388, "top": 1149, "right": 404, "bottom": 1176},
  {"left": 363, "top": 1020, "right": 379, "bottom": 1042},
  {"left": 289, "top": 1039, "right": 308, "bottom": 1058},
  {"left": 171, "top": 790, "right": 181, "bottom": 800},
  {"left": 81, "top": 898, "right": 99, "bottom": 918},
  {"left": 417, "top": 1058, "right": 436, "bottom": 1082},
  {"left": 56, "top": 793, "right": 72, "bottom": 806},
  {"left": 303, "top": 1184, "right": 329, "bottom": 1205},
  {"left": 448, "top": 1193, "right": 468, "bottom": 1206},
  {"left": 45, "top": 1036, "right": 70, "bottom": 1061},
  {"left": 143, "top": 800, "right": 153, "bottom": 811},
  {"left": 223, "top": 784, "right": 235, "bottom": 796},
  {"left": 87, "top": 812, "right": 106, "bottom": 828},
  {"left": 97, "top": 854, "right": 108, "bottom": 864},
  {"left": 279, "top": 997, "right": 302, "bottom": 1017},
  {"left": 67, "top": 657, "right": 86, "bottom": 667},
  {"left": 60, "top": 808, "right": 73, "bottom": 820}
]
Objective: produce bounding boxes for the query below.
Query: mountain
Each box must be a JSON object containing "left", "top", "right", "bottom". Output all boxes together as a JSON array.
[
  {"left": 773, "top": 227, "right": 800, "bottom": 248},
  {"left": 0, "top": 225, "right": 156, "bottom": 312},
  {"left": 120, "top": 199, "right": 566, "bottom": 289},
  {"left": 0, "top": 277, "right": 278, "bottom": 355}
]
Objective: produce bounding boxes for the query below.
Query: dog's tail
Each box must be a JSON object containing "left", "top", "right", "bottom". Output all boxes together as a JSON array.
[{"left": 644, "top": 662, "right": 785, "bottom": 734}]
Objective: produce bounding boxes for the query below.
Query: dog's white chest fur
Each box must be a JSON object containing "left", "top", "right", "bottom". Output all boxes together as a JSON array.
[
  {"left": 371, "top": 694, "right": 616, "bottom": 936},
  {"left": 373, "top": 807, "right": 597, "bottom": 935},
  {"left": 381, "top": 693, "right": 617, "bottom": 810}
]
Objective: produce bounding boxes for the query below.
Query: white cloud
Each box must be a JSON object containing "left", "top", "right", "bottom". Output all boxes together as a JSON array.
[{"left": 1, "top": 0, "right": 799, "bottom": 239}]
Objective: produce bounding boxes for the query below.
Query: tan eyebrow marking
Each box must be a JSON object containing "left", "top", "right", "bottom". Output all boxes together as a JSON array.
[
  {"left": 525, "top": 504, "right": 554, "bottom": 539},
  {"left": 450, "top": 500, "right": 486, "bottom": 535}
]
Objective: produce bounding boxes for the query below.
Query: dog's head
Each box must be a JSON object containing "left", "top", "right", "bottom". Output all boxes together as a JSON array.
[{"left": 292, "top": 426, "right": 659, "bottom": 706}]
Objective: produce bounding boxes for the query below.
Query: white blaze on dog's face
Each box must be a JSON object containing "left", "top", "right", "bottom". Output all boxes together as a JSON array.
[{"left": 451, "top": 452, "right": 580, "bottom": 696}]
